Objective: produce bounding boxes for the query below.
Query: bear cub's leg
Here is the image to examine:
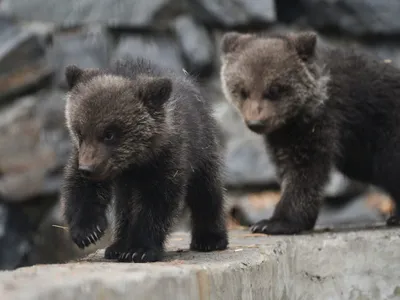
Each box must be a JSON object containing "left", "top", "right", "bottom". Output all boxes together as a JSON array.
[
  {"left": 62, "top": 150, "right": 112, "bottom": 249},
  {"left": 105, "top": 172, "right": 184, "bottom": 263},
  {"left": 186, "top": 162, "right": 228, "bottom": 252}
]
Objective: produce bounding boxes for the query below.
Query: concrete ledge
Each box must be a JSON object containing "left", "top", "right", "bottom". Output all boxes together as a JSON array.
[{"left": 1, "top": 227, "right": 400, "bottom": 300}]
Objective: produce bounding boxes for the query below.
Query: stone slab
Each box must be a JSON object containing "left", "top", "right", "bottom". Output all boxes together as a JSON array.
[{"left": 1, "top": 227, "right": 400, "bottom": 300}]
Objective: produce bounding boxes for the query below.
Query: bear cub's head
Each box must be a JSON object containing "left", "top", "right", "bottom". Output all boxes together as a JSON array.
[
  {"left": 64, "top": 64, "right": 172, "bottom": 181},
  {"left": 220, "top": 31, "right": 328, "bottom": 134}
]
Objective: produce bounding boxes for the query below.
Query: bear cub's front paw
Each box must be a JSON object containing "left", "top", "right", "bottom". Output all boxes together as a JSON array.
[{"left": 69, "top": 215, "right": 108, "bottom": 249}]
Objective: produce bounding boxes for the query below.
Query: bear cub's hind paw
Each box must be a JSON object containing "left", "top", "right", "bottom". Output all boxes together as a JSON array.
[
  {"left": 117, "top": 248, "right": 163, "bottom": 263},
  {"left": 190, "top": 230, "right": 228, "bottom": 252}
]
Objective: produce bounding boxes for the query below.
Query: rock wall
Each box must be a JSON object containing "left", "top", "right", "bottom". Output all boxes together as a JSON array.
[{"left": 0, "top": 0, "right": 398, "bottom": 269}]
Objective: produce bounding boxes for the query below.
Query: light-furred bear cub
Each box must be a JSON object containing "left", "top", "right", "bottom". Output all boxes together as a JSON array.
[
  {"left": 220, "top": 30, "right": 400, "bottom": 235},
  {"left": 61, "top": 58, "right": 228, "bottom": 262}
]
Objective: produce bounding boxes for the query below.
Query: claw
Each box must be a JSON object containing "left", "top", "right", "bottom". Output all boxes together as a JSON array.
[
  {"left": 141, "top": 253, "right": 146, "bottom": 261},
  {"left": 82, "top": 238, "right": 89, "bottom": 248},
  {"left": 262, "top": 225, "right": 268, "bottom": 232},
  {"left": 88, "top": 235, "right": 94, "bottom": 244},
  {"left": 132, "top": 253, "right": 137, "bottom": 260},
  {"left": 96, "top": 226, "right": 102, "bottom": 234},
  {"left": 251, "top": 225, "right": 259, "bottom": 232},
  {"left": 93, "top": 232, "right": 99, "bottom": 240}
]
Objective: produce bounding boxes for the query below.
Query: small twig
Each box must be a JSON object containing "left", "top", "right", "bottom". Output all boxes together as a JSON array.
[{"left": 52, "top": 224, "right": 69, "bottom": 231}]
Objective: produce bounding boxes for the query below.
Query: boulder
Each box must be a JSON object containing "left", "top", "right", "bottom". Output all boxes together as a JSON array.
[
  {"left": 299, "top": 0, "right": 400, "bottom": 36},
  {"left": 0, "top": 90, "right": 70, "bottom": 202},
  {"left": 0, "top": 0, "right": 184, "bottom": 28},
  {"left": 113, "top": 34, "right": 184, "bottom": 73},
  {"left": 174, "top": 15, "right": 215, "bottom": 77},
  {"left": 0, "top": 16, "right": 52, "bottom": 101},
  {"left": 49, "top": 26, "right": 113, "bottom": 89},
  {"left": 188, "top": 0, "right": 276, "bottom": 28}
]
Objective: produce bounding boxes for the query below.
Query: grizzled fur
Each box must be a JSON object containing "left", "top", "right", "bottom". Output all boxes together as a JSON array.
[
  {"left": 220, "top": 30, "right": 400, "bottom": 235},
  {"left": 61, "top": 58, "right": 228, "bottom": 262}
]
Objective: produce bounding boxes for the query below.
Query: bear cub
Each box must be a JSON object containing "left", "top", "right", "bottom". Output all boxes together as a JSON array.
[
  {"left": 61, "top": 57, "right": 228, "bottom": 262},
  {"left": 220, "top": 30, "right": 400, "bottom": 235}
]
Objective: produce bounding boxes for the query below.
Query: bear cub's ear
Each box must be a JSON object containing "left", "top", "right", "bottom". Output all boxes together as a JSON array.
[
  {"left": 220, "top": 32, "right": 254, "bottom": 55},
  {"left": 65, "top": 65, "right": 84, "bottom": 89},
  {"left": 138, "top": 77, "right": 172, "bottom": 109},
  {"left": 289, "top": 31, "right": 317, "bottom": 62},
  {"left": 65, "top": 65, "right": 102, "bottom": 89}
]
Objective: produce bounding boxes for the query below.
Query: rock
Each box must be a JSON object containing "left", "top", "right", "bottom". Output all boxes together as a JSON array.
[
  {"left": 25, "top": 203, "right": 113, "bottom": 267},
  {"left": 228, "top": 189, "right": 385, "bottom": 227},
  {"left": 0, "top": 90, "right": 70, "bottom": 202},
  {"left": 1, "top": 228, "right": 400, "bottom": 300},
  {"left": 0, "top": 16, "right": 53, "bottom": 101},
  {"left": 174, "top": 15, "right": 215, "bottom": 77},
  {"left": 188, "top": 0, "right": 276, "bottom": 28},
  {"left": 274, "top": 0, "right": 307, "bottom": 24},
  {"left": 113, "top": 34, "right": 184, "bottom": 73},
  {"left": 0, "top": 201, "right": 32, "bottom": 270},
  {"left": 49, "top": 26, "right": 113, "bottom": 89},
  {"left": 0, "top": 0, "right": 184, "bottom": 28},
  {"left": 299, "top": 0, "right": 400, "bottom": 36}
]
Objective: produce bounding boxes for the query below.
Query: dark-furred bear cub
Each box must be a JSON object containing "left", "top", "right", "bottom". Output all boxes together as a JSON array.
[
  {"left": 61, "top": 57, "right": 228, "bottom": 262},
  {"left": 220, "top": 30, "right": 400, "bottom": 235}
]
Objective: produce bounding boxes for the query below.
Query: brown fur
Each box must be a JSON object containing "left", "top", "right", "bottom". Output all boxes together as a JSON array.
[
  {"left": 220, "top": 30, "right": 400, "bottom": 234},
  {"left": 61, "top": 58, "right": 228, "bottom": 262}
]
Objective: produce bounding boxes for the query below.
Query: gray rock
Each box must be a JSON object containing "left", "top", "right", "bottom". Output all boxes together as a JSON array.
[
  {"left": 0, "top": 0, "right": 184, "bottom": 28},
  {"left": 113, "top": 34, "right": 184, "bottom": 73},
  {"left": 0, "top": 16, "right": 52, "bottom": 101},
  {"left": 300, "top": 0, "right": 400, "bottom": 36},
  {"left": 0, "top": 90, "right": 70, "bottom": 202},
  {"left": 49, "top": 26, "right": 113, "bottom": 89},
  {"left": 174, "top": 15, "right": 214, "bottom": 77},
  {"left": 189, "top": 0, "right": 276, "bottom": 28}
]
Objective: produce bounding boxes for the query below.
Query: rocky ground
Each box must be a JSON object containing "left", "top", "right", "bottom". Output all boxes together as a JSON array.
[
  {"left": 1, "top": 227, "right": 400, "bottom": 300},
  {"left": 0, "top": 0, "right": 399, "bottom": 270}
]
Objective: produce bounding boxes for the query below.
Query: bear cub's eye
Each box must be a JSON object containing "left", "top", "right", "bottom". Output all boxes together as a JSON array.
[
  {"left": 263, "top": 84, "right": 289, "bottom": 101},
  {"left": 103, "top": 129, "right": 117, "bottom": 144},
  {"left": 239, "top": 88, "right": 248, "bottom": 100}
]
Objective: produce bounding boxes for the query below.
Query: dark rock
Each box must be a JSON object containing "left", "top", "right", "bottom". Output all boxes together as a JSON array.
[
  {"left": 188, "top": 0, "right": 276, "bottom": 28},
  {"left": 299, "top": 0, "right": 400, "bottom": 36},
  {"left": 113, "top": 33, "right": 184, "bottom": 73},
  {"left": 0, "top": 90, "right": 70, "bottom": 202},
  {"left": 0, "top": 17, "right": 53, "bottom": 101},
  {"left": 49, "top": 26, "right": 113, "bottom": 89},
  {"left": 0, "top": 0, "right": 184, "bottom": 28},
  {"left": 0, "top": 200, "right": 33, "bottom": 270},
  {"left": 275, "top": 0, "right": 306, "bottom": 24},
  {"left": 174, "top": 15, "right": 214, "bottom": 77},
  {"left": 26, "top": 202, "right": 113, "bottom": 267}
]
